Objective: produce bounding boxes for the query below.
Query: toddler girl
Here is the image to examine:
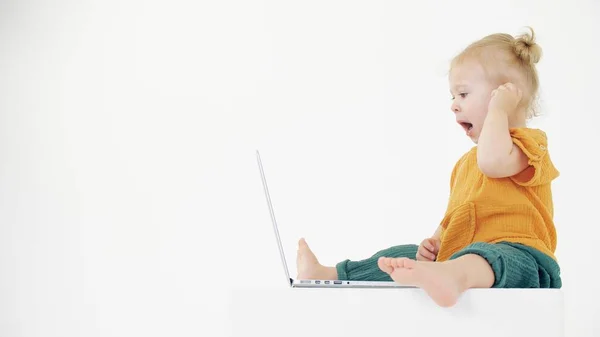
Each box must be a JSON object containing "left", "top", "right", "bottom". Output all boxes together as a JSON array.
[{"left": 296, "top": 27, "right": 561, "bottom": 307}]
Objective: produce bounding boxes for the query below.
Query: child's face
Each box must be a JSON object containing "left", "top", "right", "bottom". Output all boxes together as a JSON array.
[{"left": 449, "top": 61, "right": 497, "bottom": 143}]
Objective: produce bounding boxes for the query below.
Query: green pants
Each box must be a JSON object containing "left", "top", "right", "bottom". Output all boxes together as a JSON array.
[{"left": 335, "top": 242, "right": 562, "bottom": 288}]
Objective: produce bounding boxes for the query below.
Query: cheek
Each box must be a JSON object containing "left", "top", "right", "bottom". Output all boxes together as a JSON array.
[
  {"left": 479, "top": 95, "right": 491, "bottom": 109},
  {"left": 483, "top": 89, "right": 495, "bottom": 105},
  {"left": 476, "top": 113, "right": 487, "bottom": 129},
  {"left": 473, "top": 102, "right": 489, "bottom": 128},
  {"left": 477, "top": 97, "right": 491, "bottom": 117},
  {"left": 465, "top": 95, "right": 489, "bottom": 114}
]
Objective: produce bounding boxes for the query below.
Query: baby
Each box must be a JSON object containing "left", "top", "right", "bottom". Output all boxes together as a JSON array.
[{"left": 296, "top": 27, "right": 561, "bottom": 307}]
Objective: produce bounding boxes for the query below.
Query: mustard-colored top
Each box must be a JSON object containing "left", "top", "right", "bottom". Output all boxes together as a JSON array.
[{"left": 436, "top": 128, "right": 560, "bottom": 262}]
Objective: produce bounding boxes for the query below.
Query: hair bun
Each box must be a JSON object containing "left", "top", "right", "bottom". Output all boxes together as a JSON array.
[{"left": 513, "top": 27, "right": 542, "bottom": 64}]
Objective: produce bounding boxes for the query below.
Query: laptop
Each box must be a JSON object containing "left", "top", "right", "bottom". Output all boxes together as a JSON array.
[{"left": 256, "top": 150, "right": 412, "bottom": 288}]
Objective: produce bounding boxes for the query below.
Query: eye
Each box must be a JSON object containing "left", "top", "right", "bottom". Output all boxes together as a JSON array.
[{"left": 450, "top": 93, "right": 468, "bottom": 100}]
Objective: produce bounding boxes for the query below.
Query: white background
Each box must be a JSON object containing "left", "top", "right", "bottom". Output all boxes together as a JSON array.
[{"left": 1, "top": 0, "right": 599, "bottom": 336}]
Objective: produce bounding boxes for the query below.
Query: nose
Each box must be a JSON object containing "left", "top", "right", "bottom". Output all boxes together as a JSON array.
[{"left": 451, "top": 100, "right": 460, "bottom": 114}]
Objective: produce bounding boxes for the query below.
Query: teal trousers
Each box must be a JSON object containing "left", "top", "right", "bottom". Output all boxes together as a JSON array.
[{"left": 335, "top": 242, "right": 562, "bottom": 288}]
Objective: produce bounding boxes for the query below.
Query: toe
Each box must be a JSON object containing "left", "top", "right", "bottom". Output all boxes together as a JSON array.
[
  {"left": 378, "top": 257, "right": 393, "bottom": 274},
  {"left": 392, "top": 258, "right": 405, "bottom": 269},
  {"left": 298, "top": 238, "right": 312, "bottom": 254},
  {"left": 403, "top": 258, "right": 417, "bottom": 269},
  {"left": 298, "top": 238, "right": 307, "bottom": 248}
]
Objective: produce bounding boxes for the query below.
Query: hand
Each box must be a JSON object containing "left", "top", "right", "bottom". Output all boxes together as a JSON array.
[
  {"left": 488, "top": 82, "right": 523, "bottom": 116},
  {"left": 416, "top": 238, "right": 441, "bottom": 262}
]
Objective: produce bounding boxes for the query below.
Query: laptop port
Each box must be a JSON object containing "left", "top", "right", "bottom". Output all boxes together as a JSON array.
[
  {"left": 334, "top": 281, "right": 342, "bottom": 284},
  {"left": 324, "top": 281, "right": 330, "bottom": 284},
  {"left": 315, "top": 280, "right": 320, "bottom": 284}
]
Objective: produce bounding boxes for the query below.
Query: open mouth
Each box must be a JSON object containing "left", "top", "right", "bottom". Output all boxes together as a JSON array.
[{"left": 458, "top": 122, "right": 473, "bottom": 133}]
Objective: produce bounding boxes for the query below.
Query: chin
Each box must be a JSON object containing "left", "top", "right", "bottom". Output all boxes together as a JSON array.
[{"left": 465, "top": 131, "right": 477, "bottom": 143}]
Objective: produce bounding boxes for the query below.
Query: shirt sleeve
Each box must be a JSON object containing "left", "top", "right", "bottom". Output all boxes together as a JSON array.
[{"left": 509, "top": 128, "right": 559, "bottom": 187}]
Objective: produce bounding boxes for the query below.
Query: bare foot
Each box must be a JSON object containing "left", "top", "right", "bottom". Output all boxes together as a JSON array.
[
  {"left": 377, "top": 257, "right": 394, "bottom": 274},
  {"left": 378, "top": 257, "right": 467, "bottom": 307},
  {"left": 296, "top": 238, "right": 337, "bottom": 280}
]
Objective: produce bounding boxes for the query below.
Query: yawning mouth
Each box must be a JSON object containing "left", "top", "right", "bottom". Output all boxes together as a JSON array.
[{"left": 458, "top": 121, "right": 473, "bottom": 132}]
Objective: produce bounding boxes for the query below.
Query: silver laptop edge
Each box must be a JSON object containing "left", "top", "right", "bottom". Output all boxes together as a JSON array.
[
  {"left": 256, "top": 150, "right": 412, "bottom": 289},
  {"left": 256, "top": 150, "right": 293, "bottom": 286}
]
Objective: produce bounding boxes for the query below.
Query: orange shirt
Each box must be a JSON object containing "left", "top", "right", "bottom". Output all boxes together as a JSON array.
[{"left": 436, "top": 128, "right": 560, "bottom": 262}]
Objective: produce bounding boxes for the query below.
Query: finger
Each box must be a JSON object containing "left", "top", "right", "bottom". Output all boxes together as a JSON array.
[
  {"left": 432, "top": 239, "right": 441, "bottom": 253},
  {"left": 425, "top": 251, "right": 436, "bottom": 261},
  {"left": 507, "top": 83, "right": 521, "bottom": 94},
  {"left": 416, "top": 251, "right": 428, "bottom": 261},
  {"left": 418, "top": 247, "right": 435, "bottom": 261},
  {"left": 423, "top": 241, "right": 434, "bottom": 251}
]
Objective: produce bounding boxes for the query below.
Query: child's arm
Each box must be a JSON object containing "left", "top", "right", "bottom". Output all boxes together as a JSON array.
[
  {"left": 477, "top": 109, "right": 529, "bottom": 178},
  {"left": 477, "top": 84, "right": 529, "bottom": 178}
]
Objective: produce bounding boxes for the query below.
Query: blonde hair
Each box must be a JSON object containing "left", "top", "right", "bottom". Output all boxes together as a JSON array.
[{"left": 450, "top": 27, "right": 543, "bottom": 119}]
